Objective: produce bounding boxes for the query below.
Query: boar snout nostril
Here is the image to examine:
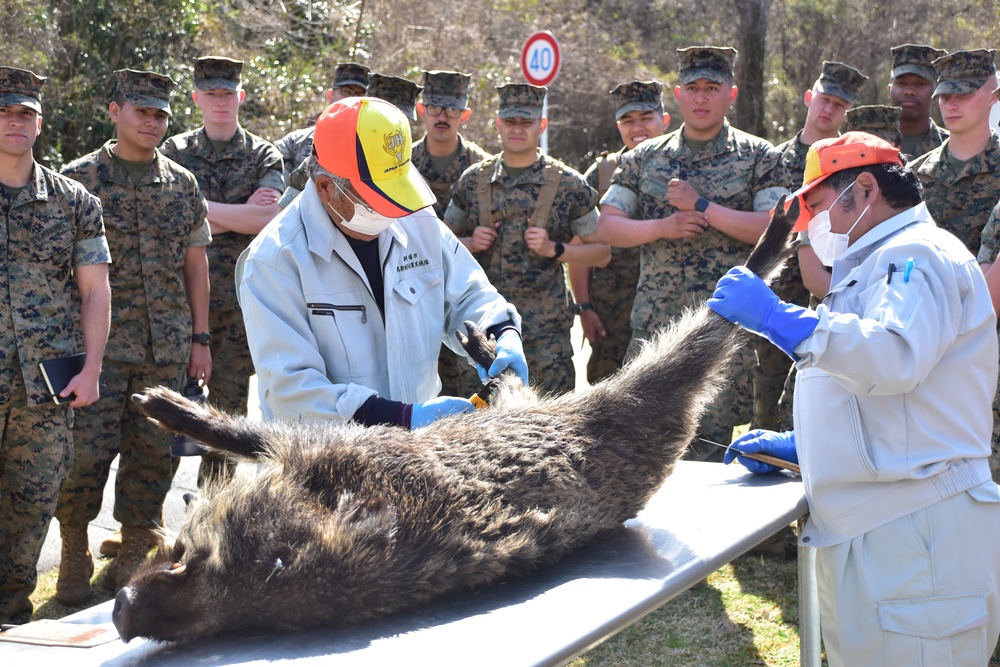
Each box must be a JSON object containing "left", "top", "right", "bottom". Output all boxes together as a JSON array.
[{"left": 112, "top": 586, "right": 135, "bottom": 643}]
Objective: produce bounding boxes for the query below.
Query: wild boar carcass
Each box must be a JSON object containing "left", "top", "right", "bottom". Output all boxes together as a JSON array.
[{"left": 113, "top": 198, "right": 798, "bottom": 643}]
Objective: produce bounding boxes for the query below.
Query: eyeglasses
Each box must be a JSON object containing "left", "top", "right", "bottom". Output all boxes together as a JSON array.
[
  {"left": 334, "top": 181, "right": 376, "bottom": 215},
  {"left": 424, "top": 105, "right": 463, "bottom": 119}
]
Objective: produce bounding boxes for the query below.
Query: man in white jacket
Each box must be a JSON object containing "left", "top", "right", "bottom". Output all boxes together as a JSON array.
[
  {"left": 708, "top": 132, "right": 1000, "bottom": 666},
  {"left": 238, "top": 97, "right": 526, "bottom": 429}
]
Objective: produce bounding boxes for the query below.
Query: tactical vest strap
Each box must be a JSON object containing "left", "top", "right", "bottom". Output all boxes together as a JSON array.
[
  {"left": 596, "top": 151, "right": 618, "bottom": 199},
  {"left": 476, "top": 155, "right": 504, "bottom": 228},
  {"left": 476, "top": 156, "right": 564, "bottom": 230},
  {"left": 530, "top": 161, "right": 563, "bottom": 230}
]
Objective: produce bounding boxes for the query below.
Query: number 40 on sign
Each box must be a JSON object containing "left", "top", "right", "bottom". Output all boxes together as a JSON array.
[{"left": 520, "top": 31, "right": 561, "bottom": 87}]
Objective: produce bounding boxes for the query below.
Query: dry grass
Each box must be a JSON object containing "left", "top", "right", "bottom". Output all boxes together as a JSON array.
[
  {"left": 567, "top": 551, "right": 807, "bottom": 667},
  {"left": 30, "top": 557, "right": 117, "bottom": 622}
]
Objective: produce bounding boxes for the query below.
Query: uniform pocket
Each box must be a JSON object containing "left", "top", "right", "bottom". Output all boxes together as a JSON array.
[
  {"left": 795, "top": 367, "right": 879, "bottom": 481},
  {"left": 30, "top": 221, "right": 75, "bottom": 263},
  {"left": 305, "top": 297, "right": 375, "bottom": 382},
  {"left": 879, "top": 593, "right": 989, "bottom": 665},
  {"left": 393, "top": 268, "right": 442, "bottom": 306}
]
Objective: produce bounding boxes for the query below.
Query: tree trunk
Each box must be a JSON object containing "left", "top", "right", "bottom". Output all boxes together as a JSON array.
[{"left": 732, "top": 0, "right": 772, "bottom": 139}]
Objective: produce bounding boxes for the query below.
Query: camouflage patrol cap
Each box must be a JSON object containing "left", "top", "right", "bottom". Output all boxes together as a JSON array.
[
  {"left": 814, "top": 61, "right": 868, "bottom": 105},
  {"left": 421, "top": 70, "right": 472, "bottom": 109},
  {"left": 366, "top": 73, "right": 422, "bottom": 121},
  {"left": 677, "top": 46, "right": 737, "bottom": 85},
  {"left": 932, "top": 49, "right": 997, "bottom": 97},
  {"left": 610, "top": 80, "right": 663, "bottom": 120},
  {"left": 891, "top": 44, "right": 945, "bottom": 82},
  {"left": 194, "top": 56, "right": 243, "bottom": 91},
  {"left": 845, "top": 105, "right": 902, "bottom": 147},
  {"left": 113, "top": 69, "right": 176, "bottom": 115},
  {"left": 332, "top": 62, "right": 370, "bottom": 90},
  {"left": 0, "top": 66, "right": 45, "bottom": 113},
  {"left": 496, "top": 83, "right": 547, "bottom": 120}
]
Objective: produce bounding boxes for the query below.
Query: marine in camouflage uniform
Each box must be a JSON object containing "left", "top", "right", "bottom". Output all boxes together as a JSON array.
[
  {"left": 908, "top": 49, "right": 1000, "bottom": 254},
  {"left": 888, "top": 44, "right": 949, "bottom": 159},
  {"left": 598, "top": 47, "right": 790, "bottom": 455},
  {"left": 367, "top": 73, "right": 422, "bottom": 124},
  {"left": 55, "top": 69, "right": 212, "bottom": 592},
  {"left": 445, "top": 83, "right": 607, "bottom": 395},
  {"left": 0, "top": 67, "right": 111, "bottom": 623},
  {"left": 766, "top": 62, "right": 867, "bottom": 432},
  {"left": 845, "top": 105, "right": 903, "bottom": 146},
  {"left": 412, "top": 70, "right": 490, "bottom": 397},
  {"left": 160, "top": 57, "right": 284, "bottom": 486},
  {"left": 912, "top": 50, "right": 1000, "bottom": 482},
  {"left": 578, "top": 80, "right": 666, "bottom": 384}
]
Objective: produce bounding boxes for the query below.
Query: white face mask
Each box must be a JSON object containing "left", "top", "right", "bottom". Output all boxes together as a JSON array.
[
  {"left": 808, "top": 182, "right": 870, "bottom": 267},
  {"left": 325, "top": 183, "right": 396, "bottom": 236}
]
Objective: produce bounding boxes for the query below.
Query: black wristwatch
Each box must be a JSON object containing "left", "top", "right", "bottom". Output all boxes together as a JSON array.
[
  {"left": 191, "top": 332, "right": 212, "bottom": 346},
  {"left": 576, "top": 302, "right": 593, "bottom": 313},
  {"left": 695, "top": 196, "right": 710, "bottom": 213},
  {"left": 552, "top": 241, "right": 566, "bottom": 260}
]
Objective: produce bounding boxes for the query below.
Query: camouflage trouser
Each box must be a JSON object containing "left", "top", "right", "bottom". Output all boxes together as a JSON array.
[
  {"left": 752, "top": 338, "right": 795, "bottom": 432},
  {"left": 56, "top": 360, "right": 185, "bottom": 529},
  {"left": 630, "top": 330, "right": 757, "bottom": 461},
  {"left": 437, "top": 344, "right": 482, "bottom": 399},
  {"left": 0, "top": 400, "right": 73, "bottom": 623},
  {"left": 524, "top": 332, "right": 576, "bottom": 397},
  {"left": 752, "top": 258, "right": 809, "bottom": 433},
  {"left": 200, "top": 307, "right": 253, "bottom": 487},
  {"left": 586, "top": 278, "right": 635, "bottom": 385}
]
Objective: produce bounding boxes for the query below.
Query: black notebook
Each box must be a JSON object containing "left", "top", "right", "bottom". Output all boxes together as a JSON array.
[{"left": 39, "top": 353, "right": 86, "bottom": 404}]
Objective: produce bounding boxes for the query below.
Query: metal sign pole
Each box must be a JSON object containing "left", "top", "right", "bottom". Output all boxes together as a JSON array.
[{"left": 541, "top": 93, "right": 549, "bottom": 156}]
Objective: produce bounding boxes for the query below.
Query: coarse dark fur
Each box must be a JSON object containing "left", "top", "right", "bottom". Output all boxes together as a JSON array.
[{"left": 113, "top": 198, "right": 798, "bottom": 644}]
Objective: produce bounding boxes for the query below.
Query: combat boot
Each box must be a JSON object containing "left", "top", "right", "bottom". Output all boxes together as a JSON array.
[
  {"left": 99, "top": 529, "right": 123, "bottom": 557},
  {"left": 101, "top": 512, "right": 167, "bottom": 557},
  {"left": 106, "top": 527, "right": 164, "bottom": 591},
  {"left": 56, "top": 523, "right": 94, "bottom": 605}
]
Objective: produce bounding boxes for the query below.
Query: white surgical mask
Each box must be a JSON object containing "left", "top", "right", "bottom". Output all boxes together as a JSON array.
[
  {"left": 807, "top": 182, "right": 869, "bottom": 267},
  {"left": 325, "top": 183, "right": 397, "bottom": 236}
]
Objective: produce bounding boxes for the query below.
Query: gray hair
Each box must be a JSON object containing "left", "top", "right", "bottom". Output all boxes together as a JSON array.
[{"left": 306, "top": 155, "right": 351, "bottom": 191}]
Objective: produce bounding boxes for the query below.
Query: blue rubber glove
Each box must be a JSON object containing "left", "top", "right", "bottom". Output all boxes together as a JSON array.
[
  {"left": 410, "top": 396, "right": 475, "bottom": 429},
  {"left": 724, "top": 429, "right": 798, "bottom": 474},
  {"left": 476, "top": 331, "right": 530, "bottom": 385},
  {"left": 707, "top": 266, "right": 820, "bottom": 360}
]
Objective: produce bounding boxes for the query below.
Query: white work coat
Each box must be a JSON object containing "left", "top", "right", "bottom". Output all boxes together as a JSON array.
[
  {"left": 237, "top": 181, "right": 520, "bottom": 423},
  {"left": 793, "top": 203, "right": 998, "bottom": 546}
]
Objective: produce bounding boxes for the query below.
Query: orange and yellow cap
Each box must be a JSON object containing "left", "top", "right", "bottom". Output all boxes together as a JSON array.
[
  {"left": 789, "top": 132, "right": 902, "bottom": 231},
  {"left": 313, "top": 97, "right": 435, "bottom": 217}
]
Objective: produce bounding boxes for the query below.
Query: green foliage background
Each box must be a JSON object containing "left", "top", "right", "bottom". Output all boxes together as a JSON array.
[{"left": 2, "top": 0, "right": 998, "bottom": 172}]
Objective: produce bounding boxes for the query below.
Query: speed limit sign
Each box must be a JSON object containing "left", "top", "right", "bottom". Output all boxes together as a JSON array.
[{"left": 520, "top": 31, "right": 561, "bottom": 87}]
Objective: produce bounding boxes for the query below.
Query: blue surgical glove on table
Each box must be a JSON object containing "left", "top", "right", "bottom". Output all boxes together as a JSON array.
[
  {"left": 476, "top": 331, "right": 530, "bottom": 385},
  {"left": 724, "top": 429, "right": 798, "bottom": 474},
  {"left": 707, "top": 266, "right": 819, "bottom": 360},
  {"left": 410, "top": 396, "right": 475, "bottom": 429}
]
